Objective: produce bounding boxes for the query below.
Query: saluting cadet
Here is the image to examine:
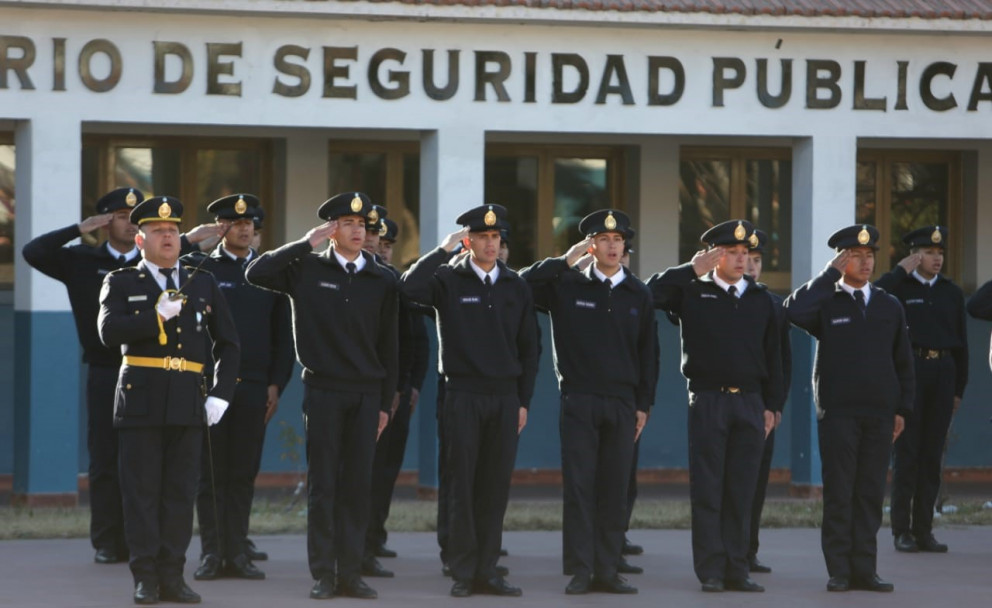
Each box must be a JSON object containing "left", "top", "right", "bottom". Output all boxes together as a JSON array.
[
  {"left": 97, "top": 196, "right": 240, "bottom": 605},
  {"left": 245, "top": 192, "right": 398, "bottom": 600},
  {"left": 521, "top": 209, "right": 658, "bottom": 595},
  {"left": 647, "top": 219, "right": 782, "bottom": 594},
  {"left": 22, "top": 187, "right": 216, "bottom": 566},
  {"left": 875, "top": 226, "right": 967, "bottom": 555},
  {"left": 785, "top": 224, "right": 914, "bottom": 593},
  {"left": 364, "top": 215, "right": 431, "bottom": 575},
  {"left": 182, "top": 194, "right": 294, "bottom": 583},
  {"left": 745, "top": 229, "right": 792, "bottom": 574},
  {"left": 401, "top": 204, "right": 539, "bottom": 598}
]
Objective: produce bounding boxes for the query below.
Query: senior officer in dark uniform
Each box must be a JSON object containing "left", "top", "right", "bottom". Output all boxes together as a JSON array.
[
  {"left": 875, "top": 226, "right": 967, "bottom": 554},
  {"left": 647, "top": 219, "right": 782, "bottom": 594},
  {"left": 521, "top": 209, "right": 658, "bottom": 595},
  {"left": 245, "top": 192, "right": 398, "bottom": 600},
  {"left": 744, "top": 229, "right": 793, "bottom": 574},
  {"left": 22, "top": 187, "right": 217, "bottom": 565},
  {"left": 181, "top": 194, "right": 295, "bottom": 582},
  {"left": 98, "top": 196, "right": 240, "bottom": 605},
  {"left": 785, "top": 224, "right": 914, "bottom": 593},
  {"left": 401, "top": 204, "right": 539, "bottom": 598}
]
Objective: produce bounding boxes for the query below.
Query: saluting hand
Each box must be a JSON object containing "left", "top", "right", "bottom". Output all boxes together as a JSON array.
[
  {"left": 893, "top": 414, "right": 905, "bottom": 442},
  {"left": 565, "top": 237, "right": 593, "bottom": 267},
  {"left": 897, "top": 252, "right": 922, "bottom": 274},
  {"left": 306, "top": 221, "right": 338, "bottom": 249},
  {"left": 78, "top": 213, "right": 113, "bottom": 234},
  {"left": 185, "top": 222, "right": 225, "bottom": 246},
  {"left": 691, "top": 247, "right": 723, "bottom": 277},
  {"left": 829, "top": 250, "right": 851, "bottom": 273},
  {"left": 441, "top": 227, "right": 470, "bottom": 252},
  {"left": 573, "top": 253, "right": 594, "bottom": 271}
]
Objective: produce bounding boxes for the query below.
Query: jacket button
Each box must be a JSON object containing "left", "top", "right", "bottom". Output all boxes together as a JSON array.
[
  {"left": 177, "top": 344, "right": 183, "bottom": 350},
  {"left": 176, "top": 327, "right": 182, "bottom": 333},
  {"left": 126, "top": 384, "right": 132, "bottom": 390}
]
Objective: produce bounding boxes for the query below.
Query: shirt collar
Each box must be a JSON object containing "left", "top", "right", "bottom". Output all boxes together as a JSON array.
[
  {"left": 333, "top": 247, "right": 366, "bottom": 272},
  {"left": 592, "top": 263, "right": 626, "bottom": 287},
  {"left": 106, "top": 242, "right": 139, "bottom": 262},
  {"left": 221, "top": 246, "right": 253, "bottom": 263},
  {"left": 839, "top": 279, "right": 871, "bottom": 303},
  {"left": 140, "top": 258, "right": 180, "bottom": 290},
  {"left": 469, "top": 258, "right": 500, "bottom": 284},
  {"left": 911, "top": 269, "right": 937, "bottom": 287},
  {"left": 711, "top": 272, "right": 747, "bottom": 296}
]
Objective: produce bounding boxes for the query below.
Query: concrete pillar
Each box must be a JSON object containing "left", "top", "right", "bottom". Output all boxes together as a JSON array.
[
  {"left": 788, "top": 133, "right": 858, "bottom": 496},
  {"left": 283, "top": 132, "right": 330, "bottom": 240},
  {"left": 13, "top": 115, "right": 82, "bottom": 505},
  {"left": 636, "top": 139, "right": 681, "bottom": 275}
]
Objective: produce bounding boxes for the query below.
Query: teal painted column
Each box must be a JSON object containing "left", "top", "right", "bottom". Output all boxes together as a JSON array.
[
  {"left": 787, "top": 332, "right": 821, "bottom": 492},
  {"left": 12, "top": 116, "right": 83, "bottom": 505}
]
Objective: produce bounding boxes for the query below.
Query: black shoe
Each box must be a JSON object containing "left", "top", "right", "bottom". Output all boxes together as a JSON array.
[
  {"left": 617, "top": 557, "right": 643, "bottom": 575},
  {"left": 95, "top": 548, "right": 124, "bottom": 564},
  {"left": 495, "top": 564, "right": 510, "bottom": 576},
  {"left": 748, "top": 556, "right": 772, "bottom": 573},
  {"left": 917, "top": 533, "right": 948, "bottom": 553},
  {"left": 450, "top": 580, "right": 473, "bottom": 597},
  {"left": 474, "top": 576, "right": 522, "bottom": 596},
  {"left": 591, "top": 574, "right": 638, "bottom": 594},
  {"left": 310, "top": 576, "right": 335, "bottom": 600},
  {"left": 243, "top": 538, "right": 268, "bottom": 561},
  {"left": 226, "top": 554, "right": 265, "bottom": 580},
  {"left": 851, "top": 573, "right": 894, "bottom": 592},
  {"left": 725, "top": 577, "right": 765, "bottom": 592},
  {"left": 701, "top": 577, "right": 724, "bottom": 592},
  {"left": 442, "top": 563, "right": 452, "bottom": 577},
  {"left": 894, "top": 532, "right": 919, "bottom": 553},
  {"left": 133, "top": 581, "right": 159, "bottom": 605},
  {"left": 361, "top": 556, "right": 394, "bottom": 578},
  {"left": 826, "top": 576, "right": 850, "bottom": 592},
  {"left": 622, "top": 537, "right": 643, "bottom": 556},
  {"left": 159, "top": 580, "right": 201, "bottom": 604},
  {"left": 337, "top": 577, "right": 378, "bottom": 599},
  {"left": 374, "top": 544, "right": 398, "bottom": 558},
  {"left": 499, "top": 547, "right": 509, "bottom": 556},
  {"left": 565, "top": 574, "right": 591, "bottom": 595},
  {"left": 193, "top": 554, "right": 223, "bottom": 581}
]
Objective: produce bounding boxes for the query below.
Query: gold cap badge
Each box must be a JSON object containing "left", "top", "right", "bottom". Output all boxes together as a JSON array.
[
  {"left": 125, "top": 190, "right": 137, "bottom": 207},
  {"left": 379, "top": 222, "right": 388, "bottom": 237},
  {"left": 368, "top": 208, "right": 379, "bottom": 223},
  {"left": 484, "top": 205, "right": 497, "bottom": 227},
  {"left": 733, "top": 221, "right": 746, "bottom": 241},
  {"left": 350, "top": 194, "right": 363, "bottom": 213},
  {"left": 857, "top": 225, "right": 870, "bottom": 245},
  {"left": 157, "top": 200, "right": 172, "bottom": 219},
  {"left": 604, "top": 212, "right": 617, "bottom": 231},
  {"left": 931, "top": 227, "right": 942, "bottom": 244},
  {"left": 234, "top": 196, "right": 247, "bottom": 215},
  {"left": 749, "top": 233, "right": 759, "bottom": 248}
]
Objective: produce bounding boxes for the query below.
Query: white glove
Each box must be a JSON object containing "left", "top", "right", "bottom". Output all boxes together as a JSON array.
[
  {"left": 156, "top": 293, "right": 183, "bottom": 321},
  {"left": 204, "top": 396, "right": 229, "bottom": 426}
]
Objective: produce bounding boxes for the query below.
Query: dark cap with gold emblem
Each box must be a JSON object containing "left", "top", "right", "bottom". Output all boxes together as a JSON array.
[
  {"left": 96, "top": 187, "right": 144, "bottom": 214},
  {"left": 827, "top": 224, "right": 880, "bottom": 251},
  {"left": 456, "top": 204, "right": 509, "bottom": 232},
  {"left": 578, "top": 209, "right": 631, "bottom": 237},
  {"left": 380, "top": 217, "right": 399, "bottom": 242},
  {"left": 365, "top": 204, "right": 388, "bottom": 233},
  {"left": 749, "top": 229, "right": 768, "bottom": 253},
  {"left": 903, "top": 225, "right": 947, "bottom": 249},
  {"left": 207, "top": 193, "right": 262, "bottom": 221},
  {"left": 253, "top": 207, "right": 266, "bottom": 231},
  {"left": 318, "top": 191, "right": 373, "bottom": 221},
  {"left": 130, "top": 195, "right": 183, "bottom": 226},
  {"left": 701, "top": 219, "right": 755, "bottom": 247}
]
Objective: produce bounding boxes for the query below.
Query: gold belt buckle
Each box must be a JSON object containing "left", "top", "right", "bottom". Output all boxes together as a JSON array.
[
  {"left": 164, "top": 356, "right": 185, "bottom": 371},
  {"left": 725, "top": 386, "right": 741, "bottom": 394},
  {"left": 927, "top": 349, "right": 940, "bottom": 360}
]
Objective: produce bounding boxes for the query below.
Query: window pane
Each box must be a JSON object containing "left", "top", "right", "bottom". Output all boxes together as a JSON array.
[
  {"left": 485, "top": 156, "right": 538, "bottom": 269},
  {"left": 889, "top": 162, "right": 948, "bottom": 260},
  {"left": 855, "top": 161, "right": 877, "bottom": 226},
  {"left": 195, "top": 149, "right": 263, "bottom": 227},
  {"left": 552, "top": 158, "right": 610, "bottom": 258},
  {"left": 114, "top": 147, "right": 182, "bottom": 204},
  {"left": 0, "top": 144, "right": 14, "bottom": 286},
  {"left": 395, "top": 153, "right": 421, "bottom": 269},
  {"left": 328, "top": 152, "right": 387, "bottom": 206},
  {"left": 745, "top": 159, "right": 791, "bottom": 273},
  {"left": 679, "top": 159, "right": 731, "bottom": 263}
]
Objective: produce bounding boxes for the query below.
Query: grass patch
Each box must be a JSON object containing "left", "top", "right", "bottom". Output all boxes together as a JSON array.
[{"left": 3, "top": 498, "right": 991, "bottom": 540}]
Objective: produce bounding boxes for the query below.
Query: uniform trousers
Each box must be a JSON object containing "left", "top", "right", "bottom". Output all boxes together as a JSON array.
[
  {"left": 119, "top": 425, "right": 202, "bottom": 585},
  {"left": 748, "top": 427, "right": 776, "bottom": 560},
  {"left": 87, "top": 364, "right": 127, "bottom": 555},
  {"left": 366, "top": 387, "right": 414, "bottom": 556},
  {"left": 560, "top": 393, "right": 636, "bottom": 579},
  {"left": 197, "top": 380, "right": 268, "bottom": 560},
  {"left": 435, "top": 377, "right": 450, "bottom": 565},
  {"left": 891, "top": 355, "right": 956, "bottom": 538},
  {"left": 818, "top": 414, "right": 893, "bottom": 579},
  {"left": 444, "top": 390, "right": 520, "bottom": 583},
  {"left": 688, "top": 390, "right": 765, "bottom": 583},
  {"left": 625, "top": 440, "right": 639, "bottom": 532},
  {"left": 303, "top": 386, "right": 379, "bottom": 581}
]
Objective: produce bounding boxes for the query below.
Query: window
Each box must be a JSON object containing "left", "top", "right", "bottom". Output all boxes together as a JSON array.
[
  {"left": 0, "top": 135, "right": 13, "bottom": 287},
  {"left": 82, "top": 136, "right": 274, "bottom": 249},
  {"left": 856, "top": 150, "right": 961, "bottom": 281},
  {"left": 679, "top": 147, "right": 792, "bottom": 291},
  {"left": 328, "top": 142, "right": 420, "bottom": 269}
]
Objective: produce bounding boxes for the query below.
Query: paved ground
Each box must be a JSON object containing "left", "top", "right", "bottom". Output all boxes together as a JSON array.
[{"left": 1, "top": 526, "right": 989, "bottom": 608}]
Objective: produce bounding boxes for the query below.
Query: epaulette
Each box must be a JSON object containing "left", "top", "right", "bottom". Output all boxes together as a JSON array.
[
  {"left": 183, "top": 265, "right": 216, "bottom": 279},
  {"left": 106, "top": 266, "right": 140, "bottom": 277}
]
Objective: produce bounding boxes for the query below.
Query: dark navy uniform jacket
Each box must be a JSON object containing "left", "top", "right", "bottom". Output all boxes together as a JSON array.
[{"left": 98, "top": 261, "right": 240, "bottom": 428}]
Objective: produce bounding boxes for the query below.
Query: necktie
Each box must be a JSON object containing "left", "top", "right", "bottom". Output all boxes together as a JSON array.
[
  {"left": 484, "top": 275, "right": 492, "bottom": 287},
  {"left": 854, "top": 290, "right": 867, "bottom": 317},
  {"left": 160, "top": 268, "right": 177, "bottom": 292},
  {"left": 346, "top": 262, "right": 356, "bottom": 275},
  {"left": 117, "top": 255, "right": 126, "bottom": 265},
  {"left": 728, "top": 285, "right": 738, "bottom": 298}
]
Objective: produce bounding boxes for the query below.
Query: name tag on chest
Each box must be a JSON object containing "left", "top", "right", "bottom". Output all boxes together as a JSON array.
[
  {"left": 218, "top": 281, "right": 237, "bottom": 289},
  {"left": 905, "top": 298, "right": 925, "bottom": 305},
  {"left": 830, "top": 316, "right": 852, "bottom": 325},
  {"left": 460, "top": 296, "right": 481, "bottom": 304},
  {"left": 127, "top": 295, "right": 147, "bottom": 302},
  {"left": 575, "top": 299, "right": 597, "bottom": 309},
  {"left": 700, "top": 293, "right": 718, "bottom": 299},
  {"left": 319, "top": 281, "right": 340, "bottom": 290}
]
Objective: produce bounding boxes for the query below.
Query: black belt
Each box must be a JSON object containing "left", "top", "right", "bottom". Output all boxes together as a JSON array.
[
  {"left": 719, "top": 386, "right": 744, "bottom": 395},
  {"left": 914, "top": 348, "right": 950, "bottom": 360}
]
